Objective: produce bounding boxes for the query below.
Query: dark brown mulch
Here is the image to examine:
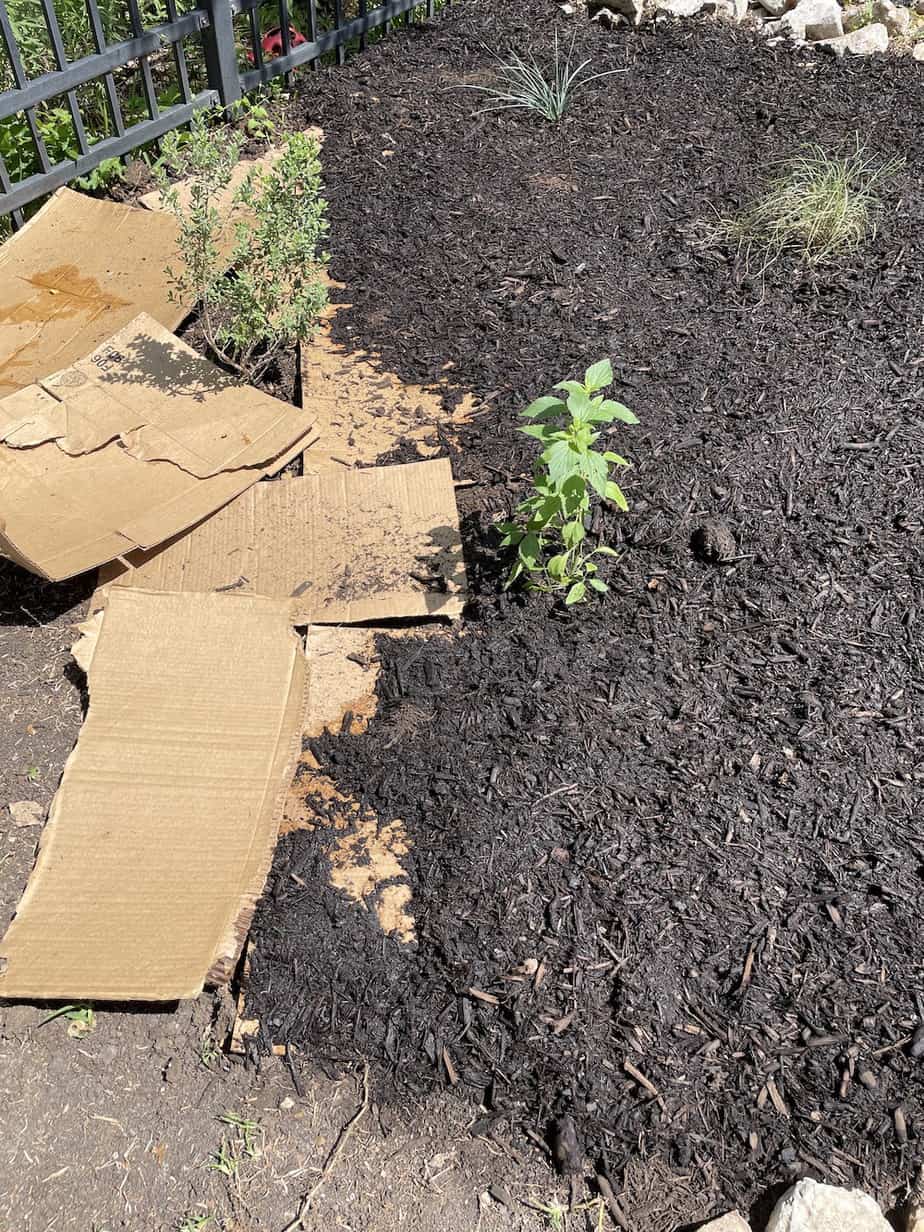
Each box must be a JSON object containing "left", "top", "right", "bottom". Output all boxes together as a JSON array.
[{"left": 250, "top": 2, "right": 924, "bottom": 1217}]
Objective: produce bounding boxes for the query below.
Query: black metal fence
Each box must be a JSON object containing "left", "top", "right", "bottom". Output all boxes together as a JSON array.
[{"left": 0, "top": 0, "right": 437, "bottom": 228}]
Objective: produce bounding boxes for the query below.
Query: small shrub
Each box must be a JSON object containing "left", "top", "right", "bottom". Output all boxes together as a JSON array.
[
  {"left": 155, "top": 114, "right": 329, "bottom": 380},
  {"left": 719, "top": 140, "right": 903, "bottom": 270},
  {"left": 459, "top": 31, "right": 625, "bottom": 123},
  {"left": 498, "top": 358, "right": 637, "bottom": 605}
]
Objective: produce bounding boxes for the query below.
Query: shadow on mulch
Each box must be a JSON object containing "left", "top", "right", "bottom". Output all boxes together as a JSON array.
[{"left": 250, "top": 0, "right": 924, "bottom": 1216}]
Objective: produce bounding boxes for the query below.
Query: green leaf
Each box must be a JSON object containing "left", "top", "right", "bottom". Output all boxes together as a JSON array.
[
  {"left": 595, "top": 545, "right": 619, "bottom": 558},
  {"left": 553, "top": 379, "right": 586, "bottom": 397},
  {"left": 521, "top": 395, "right": 566, "bottom": 419},
  {"left": 567, "top": 391, "right": 599, "bottom": 426},
  {"left": 562, "top": 519, "right": 585, "bottom": 549},
  {"left": 547, "top": 554, "right": 568, "bottom": 579},
  {"left": 603, "top": 451, "right": 630, "bottom": 467},
  {"left": 521, "top": 423, "right": 554, "bottom": 442},
  {"left": 582, "top": 451, "right": 609, "bottom": 498},
  {"left": 565, "top": 581, "right": 587, "bottom": 605},
  {"left": 519, "top": 533, "right": 540, "bottom": 568},
  {"left": 598, "top": 400, "right": 638, "bottom": 425},
  {"left": 584, "top": 358, "right": 613, "bottom": 392},
  {"left": 545, "top": 440, "right": 579, "bottom": 486},
  {"left": 605, "top": 481, "right": 629, "bottom": 511},
  {"left": 588, "top": 577, "right": 609, "bottom": 593}
]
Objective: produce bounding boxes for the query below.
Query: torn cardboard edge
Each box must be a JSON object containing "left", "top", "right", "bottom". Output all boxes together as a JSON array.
[
  {"left": 0, "top": 188, "right": 186, "bottom": 399},
  {"left": 0, "top": 313, "right": 316, "bottom": 581},
  {"left": 0, "top": 135, "right": 321, "bottom": 400},
  {"left": 298, "top": 319, "right": 479, "bottom": 470},
  {"left": 0, "top": 588, "right": 308, "bottom": 1003},
  {"left": 92, "top": 456, "right": 467, "bottom": 624}
]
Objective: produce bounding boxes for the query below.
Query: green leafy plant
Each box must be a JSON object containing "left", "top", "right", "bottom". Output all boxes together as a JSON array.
[
  {"left": 37, "top": 1003, "right": 96, "bottom": 1038},
  {"left": 718, "top": 138, "right": 903, "bottom": 271},
  {"left": 459, "top": 31, "right": 625, "bottom": 123},
  {"left": 498, "top": 358, "right": 637, "bottom": 605},
  {"left": 155, "top": 113, "right": 329, "bottom": 380},
  {"left": 229, "top": 87, "right": 279, "bottom": 140}
]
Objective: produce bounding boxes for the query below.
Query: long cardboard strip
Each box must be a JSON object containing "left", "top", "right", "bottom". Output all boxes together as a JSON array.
[
  {"left": 0, "top": 588, "right": 308, "bottom": 1002},
  {"left": 0, "top": 189, "right": 185, "bottom": 399},
  {"left": 0, "top": 314, "right": 316, "bottom": 580},
  {"left": 93, "top": 458, "right": 467, "bottom": 622}
]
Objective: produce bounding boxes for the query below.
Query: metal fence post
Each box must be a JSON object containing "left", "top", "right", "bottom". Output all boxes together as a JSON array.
[{"left": 197, "top": 0, "right": 242, "bottom": 106}]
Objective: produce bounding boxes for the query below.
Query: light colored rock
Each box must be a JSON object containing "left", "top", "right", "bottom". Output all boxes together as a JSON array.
[
  {"left": 818, "top": 20, "right": 890, "bottom": 49},
  {"left": 656, "top": 0, "right": 708, "bottom": 15},
  {"left": 766, "top": 1180, "right": 891, "bottom": 1232},
  {"left": 909, "top": 1205, "right": 924, "bottom": 1232},
  {"left": 914, "top": 38, "right": 924, "bottom": 55},
  {"left": 697, "top": 1212, "right": 752, "bottom": 1232},
  {"left": 593, "top": 0, "right": 645, "bottom": 22},
  {"left": 872, "top": 0, "right": 911, "bottom": 33},
  {"left": 593, "top": 4, "right": 630, "bottom": 26},
  {"left": 781, "top": 0, "right": 844, "bottom": 40},
  {"left": 756, "top": 0, "right": 792, "bottom": 15},
  {"left": 8, "top": 800, "right": 43, "bottom": 827},
  {"left": 706, "top": 0, "right": 749, "bottom": 21}
]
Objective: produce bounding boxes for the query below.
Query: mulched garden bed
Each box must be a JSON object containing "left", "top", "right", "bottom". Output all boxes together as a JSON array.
[{"left": 249, "top": 1, "right": 924, "bottom": 1218}]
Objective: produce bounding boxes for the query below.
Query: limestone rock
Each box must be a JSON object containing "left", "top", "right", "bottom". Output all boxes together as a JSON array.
[
  {"left": 818, "top": 20, "right": 890, "bottom": 49},
  {"left": 8, "top": 799, "right": 44, "bottom": 827},
  {"left": 697, "top": 1213, "right": 752, "bottom": 1232},
  {"left": 706, "top": 0, "right": 750, "bottom": 21},
  {"left": 872, "top": 0, "right": 911, "bottom": 33},
  {"left": 592, "top": 0, "right": 645, "bottom": 22},
  {"left": 914, "top": 39, "right": 924, "bottom": 56},
  {"left": 656, "top": 0, "right": 708, "bottom": 15},
  {"left": 781, "top": 0, "right": 844, "bottom": 40},
  {"left": 756, "top": 0, "right": 792, "bottom": 15},
  {"left": 909, "top": 1206, "right": 924, "bottom": 1232},
  {"left": 766, "top": 1180, "right": 891, "bottom": 1232},
  {"left": 592, "top": 5, "right": 628, "bottom": 26}
]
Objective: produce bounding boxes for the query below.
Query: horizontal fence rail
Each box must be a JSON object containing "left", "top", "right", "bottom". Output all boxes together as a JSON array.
[{"left": 0, "top": 0, "right": 439, "bottom": 227}]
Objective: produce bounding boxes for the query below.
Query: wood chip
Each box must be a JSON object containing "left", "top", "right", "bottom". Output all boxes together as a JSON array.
[
  {"left": 623, "top": 1058, "right": 659, "bottom": 1099},
  {"left": 767, "top": 1077, "right": 789, "bottom": 1118},
  {"left": 466, "top": 987, "right": 499, "bottom": 1005},
  {"left": 442, "top": 1047, "right": 458, "bottom": 1086}
]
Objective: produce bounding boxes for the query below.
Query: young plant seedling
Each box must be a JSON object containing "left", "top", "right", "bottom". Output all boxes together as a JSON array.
[
  {"left": 37, "top": 1003, "right": 96, "bottom": 1038},
  {"left": 497, "top": 358, "right": 637, "bottom": 605}
]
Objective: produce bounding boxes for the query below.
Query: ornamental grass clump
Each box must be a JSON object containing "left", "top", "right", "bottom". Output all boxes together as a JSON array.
[
  {"left": 459, "top": 31, "right": 625, "bottom": 123},
  {"left": 498, "top": 359, "right": 637, "bottom": 606},
  {"left": 720, "top": 140, "right": 902, "bottom": 271}
]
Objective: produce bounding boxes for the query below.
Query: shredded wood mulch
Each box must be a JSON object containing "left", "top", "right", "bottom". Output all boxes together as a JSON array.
[{"left": 250, "top": 1, "right": 924, "bottom": 1217}]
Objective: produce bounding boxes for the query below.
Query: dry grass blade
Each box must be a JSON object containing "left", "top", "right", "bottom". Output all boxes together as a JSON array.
[{"left": 717, "top": 138, "right": 903, "bottom": 272}]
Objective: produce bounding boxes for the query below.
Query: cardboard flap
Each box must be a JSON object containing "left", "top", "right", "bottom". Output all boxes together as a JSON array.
[
  {"left": 94, "top": 457, "right": 468, "bottom": 623},
  {"left": 0, "top": 588, "right": 308, "bottom": 1002},
  {"left": 0, "top": 188, "right": 186, "bottom": 399},
  {"left": 0, "top": 315, "right": 316, "bottom": 580}
]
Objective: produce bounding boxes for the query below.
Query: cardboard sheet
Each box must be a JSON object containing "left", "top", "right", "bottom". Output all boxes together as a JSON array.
[
  {"left": 0, "top": 189, "right": 186, "bottom": 398},
  {"left": 299, "top": 317, "right": 478, "bottom": 469},
  {"left": 0, "top": 587, "right": 308, "bottom": 1002},
  {"left": 0, "top": 314, "right": 316, "bottom": 580},
  {"left": 94, "top": 457, "right": 467, "bottom": 622}
]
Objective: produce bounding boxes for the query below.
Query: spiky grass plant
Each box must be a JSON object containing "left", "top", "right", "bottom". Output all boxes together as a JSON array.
[
  {"left": 459, "top": 31, "right": 625, "bottom": 123},
  {"left": 720, "top": 140, "right": 903, "bottom": 271}
]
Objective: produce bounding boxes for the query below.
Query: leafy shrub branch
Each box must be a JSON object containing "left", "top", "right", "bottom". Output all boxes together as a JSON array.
[
  {"left": 155, "top": 114, "right": 329, "bottom": 381},
  {"left": 498, "top": 359, "right": 637, "bottom": 605}
]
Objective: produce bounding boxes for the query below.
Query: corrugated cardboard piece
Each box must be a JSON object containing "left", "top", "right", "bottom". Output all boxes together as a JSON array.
[
  {"left": 299, "top": 318, "right": 478, "bottom": 468},
  {"left": 0, "top": 188, "right": 185, "bottom": 398},
  {"left": 0, "top": 588, "right": 308, "bottom": 1002},
  {"left": 0, "top": 313, "right": 316, "bottom": 580},
  {"left": 93, "top": 457, "right": 466, "bottom": 622}
]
